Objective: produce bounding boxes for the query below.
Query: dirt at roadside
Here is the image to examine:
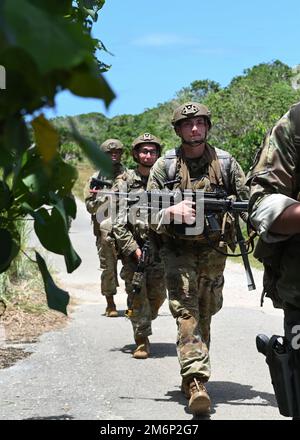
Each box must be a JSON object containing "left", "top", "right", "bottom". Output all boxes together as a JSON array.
[{"left": 0, "top": 291, "right": 70, "bottom": 369}]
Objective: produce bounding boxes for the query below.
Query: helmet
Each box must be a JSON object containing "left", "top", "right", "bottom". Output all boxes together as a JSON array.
[
  {"left": 131, "top": 132, "right": 162, "bottom": 155},
  {"left": 100, "top": 138, "right": 124, "bottom": 152},
  {"left": 171, "top": 102, "right": 212, "bottom": 129}
]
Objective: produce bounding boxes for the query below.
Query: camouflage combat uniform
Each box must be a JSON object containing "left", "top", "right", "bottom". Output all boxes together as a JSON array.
[
  {"left": 147, "top": 144, "right": 248, "bottom": 383},
  {"left": 247, "top": 102, "right": 300, "bottom": 309},
  {"left": 84, "top": 164, "right": 126, "bottom": 298},
  {"left": 112, "top": 168, "right": 166, "bottom": 339},
  {"left": 247, "top": 101, "right": 300, "bottom": 418}
]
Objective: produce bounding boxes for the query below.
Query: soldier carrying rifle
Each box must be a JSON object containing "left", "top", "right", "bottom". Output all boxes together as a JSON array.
[
  {"left": 146, "top": 102, "right": 249, "bottom": 415},
  {"left": 84, "top": 139, "right": 127, "bottom": 317},
  {"left": 112, "top": 133, "right": 167, "bottom": 359}
]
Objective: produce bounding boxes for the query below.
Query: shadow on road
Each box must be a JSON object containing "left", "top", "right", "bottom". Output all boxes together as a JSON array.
[
  {"left": 22, "top": 414, "right": 74, "bottom": 420},
  {"left": 120, "top": 380, "right": 278, "bottom": 420},
  {"left": 206, "top": 380, "right": 278, "bottom": 413},
  {"left": 167, "top": 380, "right": 278, "bottom": 418},
  {"left": 110, "top": 342, "right": 177, "bottom": 358},
  {"left": 101, "top": 309, "right": 128, "bottom": 317}
]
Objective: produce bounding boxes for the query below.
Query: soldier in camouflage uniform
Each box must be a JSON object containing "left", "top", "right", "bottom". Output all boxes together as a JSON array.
[
  {"left": 247, "top": 102, "right": 300, "bottom": 417},
  {"left": 84, "top": 139, "right": 126, "bottom": 317},
  {"left": 112, "top": 133, "right": 166, "bottom": 359},
  {"left": 147, "top": 102, "right": 248, "bottom": 415}
]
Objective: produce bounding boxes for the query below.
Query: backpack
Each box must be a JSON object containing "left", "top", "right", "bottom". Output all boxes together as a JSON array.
[
  {"left": 163, "top": 146, "right": 235, "bottom": 243},
  {"left": 164, "top": 147, "right": 232, "bottom": 192}
]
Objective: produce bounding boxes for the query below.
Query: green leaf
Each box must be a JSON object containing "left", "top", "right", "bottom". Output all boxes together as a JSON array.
[
  {"left": 35, "top": 251, "right": 69, "bottom": 315},
  {"left": 70, "top": 120, "right": 112, "bottom": 177},
  {"left": 0, "top": 147, "right": 13, "bottom": 170},
  {"left": 14, "top": 147, "right": 78, "bottom": 208},
  {"left": 0, "top": 47, "right": 43, "bottom": 115},
  {"left": 68, "top": 70, "right": 115, "bottom": 108},
  {"left": 32, "top": 114, "right": 59, "bottom": 163},
  {"left": 3, "top": 116, "right": 31, "bottom": 154},
  {"left": 28, "top": 0, "right": 72, "bottom": 15},
  {"left": 0, "top": 181, "right": 13, "bottom": 211},
  {"left": 0, "top": 228, "right": 20, "bottom": 273},
  {"left": 3, "top": 0, "right": 94, "bottom": 74},
  {"left": 63, "top": 194, "right": 77, "bottom": 219},
  {"left": 33, "top": 206, "right": 81, "bottom": 272},
  {"left": 49, "top": 156, "right": 78, "bottom": 196},
  {"left": 78, "top": 0, "right": 105, "bottom": 12}
]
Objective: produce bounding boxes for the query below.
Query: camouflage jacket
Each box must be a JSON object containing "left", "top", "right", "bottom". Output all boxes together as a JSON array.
[
  {"left": 112, "top": 168, "right": 150, "bottom": 257},
  {"left": 146, "top": 144, "right": 248, "bottom": 239},
  {"left": 84, "top": 163, "right": 126, "bottom": 235},
  {"left": 247, "top": 102, "right": 300, "bottom": 244},
  {"left": 84, "top": 163, "right": 126, "bottom": 214}
]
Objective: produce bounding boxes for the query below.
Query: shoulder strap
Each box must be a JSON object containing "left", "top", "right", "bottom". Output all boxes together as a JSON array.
[
  {"left": 290, "top": 102, "right": 300, "bottom": 149},
  {"left": 215, "top": 147, "right": 232, "bottom": 193},
  {"left": 164, "top": 148, "right": 178, "bottom": 181},
  {"left": 164, "top": 146, "right": 233, "bottom": 192}
]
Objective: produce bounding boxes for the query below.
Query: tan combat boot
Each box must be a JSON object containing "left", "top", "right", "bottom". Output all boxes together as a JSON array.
[
  {"left": 181, "top": 379, "right": 190, "bottom": 399},
  {"left": 188, "top": 378, "right": 211, "bottom": 415},
  {"left": 105, "top": 296, "right": 118, "bottom": 317},
  {"left": 133, "top": 337, "right": 150, "bottom": 359}
]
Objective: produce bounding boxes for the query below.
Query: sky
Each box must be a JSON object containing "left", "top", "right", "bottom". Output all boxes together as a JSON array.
[{"left": 45, "top": 0, "right": 300, "bottom": 119}]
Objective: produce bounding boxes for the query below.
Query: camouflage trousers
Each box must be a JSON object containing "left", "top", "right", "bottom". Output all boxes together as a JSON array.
[
  {"left": 120, "top": 256, "right": 166, "bottom": 339},
  {"left": 161, "top": 239, "right": 227, "bottom": 382},
  {"left": 96, "top": 233, "right": 119, "bottom": 297}
]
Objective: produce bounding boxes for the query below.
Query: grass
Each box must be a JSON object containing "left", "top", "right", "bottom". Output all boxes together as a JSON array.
[
  {"left": 0, "top": 251, "right": 46, "bottom": 313},
  {"left": 229, "top": 251, "right": 263, "bottom": 270},
  {"left": 228, "top": 235, "right": 263, "bottom": 270},
  {"left": 0, "top": 220, "right": 48, "bottom": 314}
]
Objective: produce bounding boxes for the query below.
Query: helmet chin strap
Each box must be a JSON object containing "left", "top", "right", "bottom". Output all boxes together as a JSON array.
[{"left": 182, "top": 136, "right": 206, "bottom": 147}]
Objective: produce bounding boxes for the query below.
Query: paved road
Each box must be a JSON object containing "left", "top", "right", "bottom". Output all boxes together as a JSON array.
[{"left": 0, "top": 200, "right": 286, "bottom": 420}]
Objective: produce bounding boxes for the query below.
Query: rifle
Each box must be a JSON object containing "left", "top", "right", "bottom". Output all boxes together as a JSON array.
[
  {"left": 89, "top": 177, "right": 112, "bottom": 192},
  {"left": 91, "top": 188, "right": 248, "bottom": 211},
  {"left": 125, "top": 240, "right": 150, "bottom": 318},
  {"left": 95, "top": 188, "right": 255, "bottom": 290},
  {"left": 234, "top": 217, "right": 256, "bottom": 290}
]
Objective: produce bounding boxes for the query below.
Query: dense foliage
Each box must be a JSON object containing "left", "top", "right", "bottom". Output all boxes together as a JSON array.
[
  {"left": 54, "top": 60, "right": 300, "bottom": 172},
  {"left": 0, "top": 0, "right": 114, "bottom": 313},
  {"left": 1, "top": 1, "right": 299, "bottom": 315}
]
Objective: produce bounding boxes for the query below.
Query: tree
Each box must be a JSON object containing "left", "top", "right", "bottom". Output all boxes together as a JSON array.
[
  {"left": 176, "top": 79, "right": 221, "bottom": 102},
  {"left": 205, "top": 61, "right": 300, "bottom": 170},
  {"left": 0, "top": 0, "right": 115, "bottom": 314}
]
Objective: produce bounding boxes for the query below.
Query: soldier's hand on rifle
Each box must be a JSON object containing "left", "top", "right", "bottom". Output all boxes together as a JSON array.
[
  {"left": 133, "top": 248, "right": 142, "bottom": 262},
  {"left": 89, "top": 187, "right": 99, "bottom": 194},
  {"left": 165, "top": 200, "right": 196, "bottom": 225}
]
